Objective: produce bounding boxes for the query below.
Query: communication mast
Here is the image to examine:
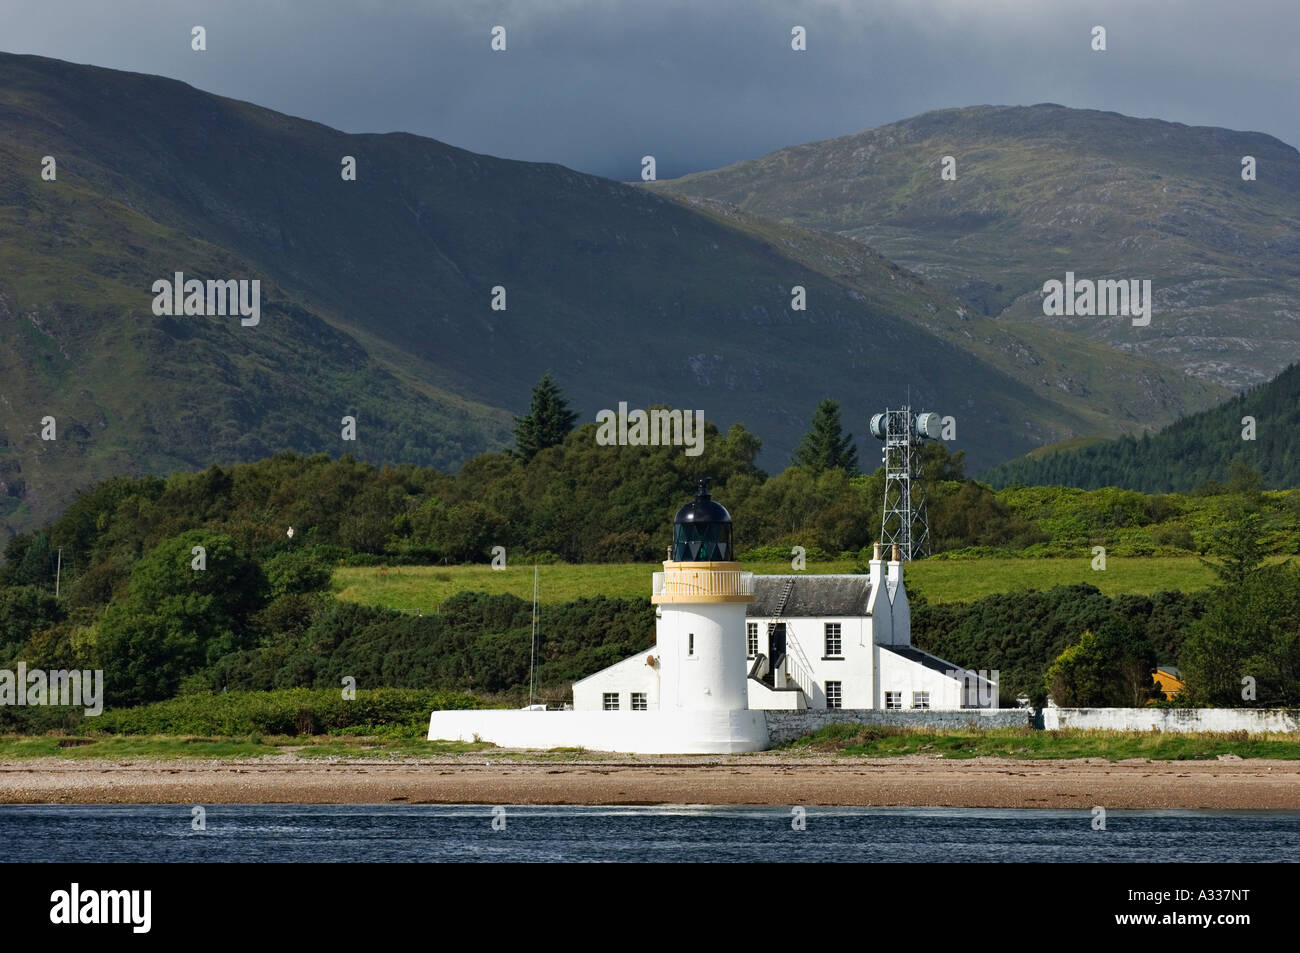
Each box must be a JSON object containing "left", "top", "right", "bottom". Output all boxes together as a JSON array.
[{"left": 870, "top": 407, "right": 942, "bottom": 561}]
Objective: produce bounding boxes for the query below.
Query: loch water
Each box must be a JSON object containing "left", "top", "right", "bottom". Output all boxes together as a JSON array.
[{"left": 4, "top": 804, "right": 1299, "bottom": 862}]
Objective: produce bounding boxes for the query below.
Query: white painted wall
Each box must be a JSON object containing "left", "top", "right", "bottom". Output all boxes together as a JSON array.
[
  {"left": 747, "top": 615, "right": 873, "bottom": 709},
  {"left": 428, "top": 708, "right": 770, "bottom": 753},
  {"left": 747, "top": 679, "right": 805, "bottom": 709},
  {"left": 1042, "top": 707, "right": 1300, "bottom": 732},
  {"left": 657, "top": 602, "right": 749, "bottom": 711},
  {"left": 874, "top": 646, "right": 965, "bottom": 710},
  {"left": 572, "top": 651, "right": 658, "bottom": 711}
]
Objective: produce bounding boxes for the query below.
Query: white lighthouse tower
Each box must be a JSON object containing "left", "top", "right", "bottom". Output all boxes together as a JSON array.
[
  {"left": 647, "top": 477, "right": 768, "bottom": 750},
  {"left": 653, "top": 477, "right": 752, "bottom": 711}
]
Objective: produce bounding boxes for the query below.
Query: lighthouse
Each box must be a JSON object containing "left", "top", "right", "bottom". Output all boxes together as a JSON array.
[
  {"left": 429, "top": 477, "right": 771, "bottom": 752},
  {"left": 652, "top": 477, "right": 752, "bottom": 712}
]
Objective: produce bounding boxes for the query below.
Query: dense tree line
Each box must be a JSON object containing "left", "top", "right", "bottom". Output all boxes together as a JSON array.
[
  {"left": 4, "top": 526, "right": 654, "bottom": 705},
  {"left": 0, "top": 421, "right": 1001, "bottom": 602},
  {"left": 1176, "top": 500, "right": 1300, "bottom": 706},
  {"left": 1031, "top": 503, "right": 1300, "bottom": 708},
  {"left": 203, "top": 592, "right": 653, "bottom": 704},
  {"left": 913, "top": 584, "right": 1204, "bottom": 707},
  {"left": 985, "top": 363, "right": 1300, "bottom": 492}
]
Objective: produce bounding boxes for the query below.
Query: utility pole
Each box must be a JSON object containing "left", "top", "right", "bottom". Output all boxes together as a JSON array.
[{"left": 529, "top": 565, "right": 539, "bottom": 709}]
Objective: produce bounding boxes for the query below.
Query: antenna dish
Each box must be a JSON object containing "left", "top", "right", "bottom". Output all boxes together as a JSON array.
[
  {"left": 916, "top": 412, "right": 942, "bottom": 439},
  {"left": 869, "top": 413, "right": 887, "bottom": 440}
]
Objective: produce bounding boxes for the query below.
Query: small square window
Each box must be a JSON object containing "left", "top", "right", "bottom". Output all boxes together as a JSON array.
[
  {"left": 826, "top": 681, "right": 842, "bottom": 710},
  {"left": 602, "top": 693, "right": 619, "bottom": 711},
  {"left": 912, "top": 691, "right": 930, "bottom": 710},
  {"left": 631, "top": 692, "right": 648, "bottom": 711},
  {"left": 885, "top": 691, "right": 902, "bottom": 710}
]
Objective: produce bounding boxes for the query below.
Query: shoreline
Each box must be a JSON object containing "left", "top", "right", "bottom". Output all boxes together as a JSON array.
[{"left": 4, "top": 754, "right": 1300, "bottom": 809}]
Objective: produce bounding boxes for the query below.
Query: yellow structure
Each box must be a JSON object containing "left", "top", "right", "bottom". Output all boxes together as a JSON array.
[
  {"left": 1151, "top": 666, "right": 1185, "bottom": 701},
  {"left": 652, "top": 562, "right": 755, "bottom": 604}
]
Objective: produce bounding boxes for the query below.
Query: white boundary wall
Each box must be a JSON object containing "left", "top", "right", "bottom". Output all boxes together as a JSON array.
[
  {"left": 429, "top": 708, "right": 769, "bottom": 753},
  {"left": 1042, "top": 708, "right": 1300, "bottom": 732}
]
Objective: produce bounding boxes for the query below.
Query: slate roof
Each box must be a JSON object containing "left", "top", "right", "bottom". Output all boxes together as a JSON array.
[
  {"left": 882, "top": 645, "right": 961, "bottom": 676},
  {"left": 882, "top": 645, "right": 994, "bottom": 686},
  {"left": 746, "top": 575, "right": 873, "bottom": 618}
]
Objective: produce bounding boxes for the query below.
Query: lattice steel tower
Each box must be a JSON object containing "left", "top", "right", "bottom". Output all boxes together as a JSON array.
[{"left": 870, "top": 407, "right": 942, "bottom": 561}]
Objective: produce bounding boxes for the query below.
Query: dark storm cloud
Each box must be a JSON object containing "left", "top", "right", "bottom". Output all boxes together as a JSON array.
[{"left": 2, "top": 0, "right": 1296, "bottom": 180}]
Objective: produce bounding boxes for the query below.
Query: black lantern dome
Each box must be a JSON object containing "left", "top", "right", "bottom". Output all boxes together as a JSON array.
[{"left": 672, "top": 477, "right": 733, "bottom": 562}]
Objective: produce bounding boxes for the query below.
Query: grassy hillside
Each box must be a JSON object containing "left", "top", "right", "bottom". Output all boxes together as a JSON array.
[
  {"left": 650, "top": 104, "right": 1300, "bottom": 393},
  {"left": 0, "top": 177, "right": 511, "bottom": 528}
]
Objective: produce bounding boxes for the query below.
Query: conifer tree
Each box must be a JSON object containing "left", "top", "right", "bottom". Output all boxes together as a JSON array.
[
  {"left": 512, "top": 374, "right": 579, "bottom": 462},
  {"left": 793, "top": 399, "right": 858, "bottom": 474}
]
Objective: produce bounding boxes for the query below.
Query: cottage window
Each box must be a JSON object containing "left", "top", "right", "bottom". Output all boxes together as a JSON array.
[
  {"left": 912, "top": 691, "right": 930, "bottom": 710},
  {"left": 885, "top": 691, "right": 902, "bottom": 710},
  {"left": 631, "top": 692, "right": 648, "bottom": 711},
  {"left": 824, "top": 622, "right": 842, "bottom": 657},
  {"left": 746, "top": 622, "right": 758, "bottom": 658},
  {"left": 826, "top": 681, "right": 843, "bottom": 710},
  {"left": 602, "top": 693, "right": 619, "bottom": 711}
]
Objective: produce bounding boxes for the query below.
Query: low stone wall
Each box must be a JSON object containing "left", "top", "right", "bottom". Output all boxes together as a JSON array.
[
  {"left": 1041, "top": 707, "right": 1300, "bottom": 733},
  {"left": 764, "top": 708, "right": 1031, "bottom": 746}
]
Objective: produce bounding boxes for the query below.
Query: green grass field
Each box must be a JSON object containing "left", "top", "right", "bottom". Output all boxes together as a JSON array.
[
  {"left": 0, "top": 734, "right": 646, "bottom": 762},
  {"left": 332, "top": 556, "right": 1219, "bottom": 612},
  {"left": 0, "top": 734, "right": 490, "bottom": 761},
  {"left": 6, "top": 727, "right": 1298, "bottom": 761},
  {"left": 787, "top": 725, "right": 1300, "bottom": 761}
]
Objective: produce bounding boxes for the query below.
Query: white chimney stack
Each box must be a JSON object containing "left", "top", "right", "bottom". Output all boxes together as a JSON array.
[{"left": 868, "top": 540, "right": 884, "bottom": 592}]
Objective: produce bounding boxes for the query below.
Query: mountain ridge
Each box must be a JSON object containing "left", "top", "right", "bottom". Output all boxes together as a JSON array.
[
  {"left": 650, "top": 103, "right": 1300, "bottom": 392},
  {"left": 0, "top": 56, "right": 1255, "bottom": 535}
]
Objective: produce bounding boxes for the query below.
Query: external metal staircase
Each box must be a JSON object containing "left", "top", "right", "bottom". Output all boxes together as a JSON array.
[
  {"left": 748, "top": 577, "right": 809, "bottom": 703},
  {"left": 766, "top": 577, "right": 796, "bottom": 678}
]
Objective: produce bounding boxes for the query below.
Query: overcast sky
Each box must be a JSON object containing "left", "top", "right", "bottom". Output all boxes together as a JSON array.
[{"left": 3, "top": 0, "right": 1297, "bottom": 180}]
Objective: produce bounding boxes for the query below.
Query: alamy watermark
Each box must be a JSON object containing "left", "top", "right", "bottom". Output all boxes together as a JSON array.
[
  {"left": 595, "top": 403, "right": 705, "bottom": 457},
  {"left": 0, "top": 663, "right": 103, "bottom": 716},
  {"left": 50, "top": 883, "right": 150, "bottom": 933},
  {"left": 945, "top": 668, "right": 999, "bottom": 709},
  {"left": 151, "top": 272, "right": 260, "bottom": 326},
  {"left": 1041, "top": 272, "right": 1151, "bottom": 326}
]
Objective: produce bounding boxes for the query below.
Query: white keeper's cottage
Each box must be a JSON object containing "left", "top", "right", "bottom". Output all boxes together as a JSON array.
[{"left": 429, "top": 479, "right": 994, "bottom": 753}]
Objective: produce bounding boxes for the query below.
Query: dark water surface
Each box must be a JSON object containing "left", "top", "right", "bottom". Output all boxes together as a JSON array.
[{"left": 4, "top": 804, "right": 1298, "bottom": 862}]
